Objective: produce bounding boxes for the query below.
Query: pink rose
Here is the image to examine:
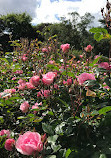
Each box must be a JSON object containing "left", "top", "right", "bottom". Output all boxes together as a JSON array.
[
  {"left": 79, "top": 55, "right": 83, "bottom": 58},
  {"left": 14, "top": 70, "right": 23, "bottom": 74},
  {"left": 42, "top": 72, "right": 55, "bottom": 86},
  {"left": 84, "top": 45, "right": 93, "bottom": 52},
  {"left": 37, "top": 90, "right": 50, "bottom": 98},
  {"left": 32, "top": 105, "right": 39, "bottom": 114},
  {"left": 42, "top": 48, "right": 48, "bottom": 53},
  {"left": 61, "top": 43, "right": 70, "bottom": 53},
  {"left": 67, "top": 79, "right": 72, "bottom": 86},
  {"left": 20, "top": 101, "right": 30, "bottom": 113},
  {"left": 26, "top": 82, "right": 35, "bottom": 89},
  {"left": 12, "top": 77, "right": 16, "bottom": 80},
  {"left": 15, "top": 131, "right": 43, "bottom": 155},
  {"left": 77, "top": 73, "right": 96, "bottom": 85},
  {"left": 98, "top": 62, "right": 110, "bottom": 70},
  {"left": 4, "top": 89, "right": 16, "bottom": 94},
  {"left": 29, "top": 76, "right": 40, "bottom": 87},
  {"left": 18, "top": 83, "right": 26, "bottom": 91},
  {"left": 5, "top": 139, "right": 15, "bottom": 151},
  {"left": 32, "top": 102, "right": 42, "bottom": 114},
  {"left": 0, "top": 129, "right": 10, "bottom": 138},
  {"left": 49, "top": 60, "right": 55, "bottom": 64},
  {"left": 18, "top": 79, "right": 26, "bottom": 85}
]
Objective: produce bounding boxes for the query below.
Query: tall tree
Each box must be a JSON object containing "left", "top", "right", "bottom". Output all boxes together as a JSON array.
[{"left": 0, "top": 13, "right": 35, "bottom": 40}]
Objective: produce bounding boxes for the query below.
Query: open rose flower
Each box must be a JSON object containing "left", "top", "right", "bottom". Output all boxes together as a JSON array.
[
  {"left": 31, "top": 102, "right": 42, "bottom": 114},
  {"left": 61, "top": 43, "right": 70, "bottom": 53},
  {"left": 98, "top": 62, "right": 110, "bottom": 70},
  {"left": 20, "top": 101, "right": 30, "bottom": 113},
  {"left": 42, "top": 48, "right": 48, "bottom": 53},
  {"left": 15, "top": 131, "right": 43, "bottom": 155},
  {"left": 77, "top": 73, "right": 96, "bottom": 85},
  {"left": 5, "top": 139, "right": 15, "bottom": 151},
  {"left": 29, "top": 76, "right": 40, "bottom": 87},
  {"left": 84, "top": 45, "right": 93, "bottom": 52},
  {"left": 42, "top": 72, "right": 55, "bottom": 86}
]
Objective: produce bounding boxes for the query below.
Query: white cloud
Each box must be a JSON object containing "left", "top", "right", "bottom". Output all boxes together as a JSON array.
[{"left": 32, "top": 0, "right": 106, "bottom": 26}]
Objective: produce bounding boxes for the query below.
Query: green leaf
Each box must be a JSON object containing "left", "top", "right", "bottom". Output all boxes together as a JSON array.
[
  {"left": 65, "top": 148, "right": 72, "bottom": 158},
  {"left": 48, "top": 135, "right": 58, "bottom": 145},
  {"left": 98, "top": 106, "right": 111, "bottom": 115},
  {"left": 27, "top": 114, "right": 35, "bottom": 117},
  {"left": 17, "top": 116, "right": 26, "bottom": 119},
  {"left": 47, "top": 64, "right": 59, "bottom": 71},
  {"left": 94, "top": 33, "right": 103, "bottom": 41},
  {"left": 89, "top": 56, "right": 101, "bottom": 67},
  {"left": 52, "top": 144, "right": 61, "bottom": 153},
  {"left": 89, "top": 28, "right": 108, "bottom": 34},
  {"left": 47, "top": 155, "right": 56, "bottom": 158},
  {"left": 42, "top": 123, "right": 54, "bottom": 135},
  {"left": 99, "top": 154, "right": 107, "bottom": 158},
  {"left": 55, "top": 122, "right": 65, "bottom": 135},
  {"left": 55, "top": 97, "right": 69, "bottom": 108}
]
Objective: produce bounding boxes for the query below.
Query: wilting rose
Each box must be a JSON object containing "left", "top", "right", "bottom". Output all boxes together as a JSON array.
[
  {"left": 5, "top": 139, "right": 15, "bottom": 151},
  {"left": 15, "top": 131, "right": 43, "bottom": 155}
]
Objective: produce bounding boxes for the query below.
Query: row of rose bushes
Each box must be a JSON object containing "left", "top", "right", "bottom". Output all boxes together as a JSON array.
[{"left": 0, "top": 40, "right": 111, "bottom": 157}]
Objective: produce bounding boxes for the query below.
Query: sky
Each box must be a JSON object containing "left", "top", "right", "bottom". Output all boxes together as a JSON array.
[{"left": 0, "top": 0, "right": 107, "bottom": 27}]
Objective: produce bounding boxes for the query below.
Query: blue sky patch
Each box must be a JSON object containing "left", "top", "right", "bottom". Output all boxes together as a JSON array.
[
  {"left": 55, "top": 14, "right": 60, "bottom": 21},
  {"left": 64, "top": 0, "right": 81, "bottom": 1},
  {"left": 50, "top": 0, "right": 59, "bottom": 2}
]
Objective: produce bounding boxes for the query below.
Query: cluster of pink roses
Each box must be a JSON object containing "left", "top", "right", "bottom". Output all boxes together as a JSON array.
[
  {"left": 20, "top": 101, "right": 42, "bottom": 113},
  {"left": 0, "top": 130, "right": 43, "bottom": 155},
  {"left": 18, "top": 72, "right": 57, "bottom": 91},
  {"left": 0, "top": 88, "right": 16, "bottom": 99}
]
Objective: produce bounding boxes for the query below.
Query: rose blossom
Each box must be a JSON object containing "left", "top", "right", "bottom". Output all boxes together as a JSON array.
[
  {"left": 61, "top": 43, "right": 70, "bottom": 53},
  {"left": 5, "top": 139, "right": 15, "bottom": 151},
  {"left": 42, "top": 72, "right": 55, "bottom": 86},
  {"left": 29, "top": 76, "right": 40, "bottom": 87},
  {"left": 42, "top": 48, "right": 48, "bottom": 53},
  {"left": 20, "top": 101, "right": 30, "bottom": 113},
  {"left": 0, "top": 129, "right": 10, "bottom": 138},
  {"left": 32, "top": 103, "right": 39, "bottom": 114},
  {"left": 18, "top": 79, "right": 26, "bottom": 85},
  {"left": 37, "top": 90, "right": 50, "bottom": 98},
  {"left": 15, "top": 131, "right": 43, "bottom": 155},
  {"left": 84, "top": 45, "right": 93, "bottom": 52},
  {"left": 98, "top": 62, "right": 110, "bottom": 70},
  {"left": 26, "top": 82, "right": 35, "bottom": 89},
  {"left": 18, "top": 83, "right": 26, "bottom": 91},
  {"left": 77, "top": 73, "right": 96, "bottom": 85}
]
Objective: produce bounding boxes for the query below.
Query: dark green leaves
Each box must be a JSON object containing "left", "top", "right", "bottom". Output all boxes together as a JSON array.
[{"left": 42, "top": 123, "right": 54, "bottom": 135}]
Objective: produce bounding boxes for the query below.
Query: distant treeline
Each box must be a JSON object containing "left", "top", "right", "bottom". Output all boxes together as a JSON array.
[{"left": 0, "top": 12, "right": 109, "bottom": 56}]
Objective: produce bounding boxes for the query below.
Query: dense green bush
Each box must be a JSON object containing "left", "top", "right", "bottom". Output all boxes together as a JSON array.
[{"left": 0, "top": 33, "right": 110, "bottom": 157}]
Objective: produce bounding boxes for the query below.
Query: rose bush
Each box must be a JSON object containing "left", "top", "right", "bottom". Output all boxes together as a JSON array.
[{"left": 0, "top": 30, "right": 111, "bottom": 158}]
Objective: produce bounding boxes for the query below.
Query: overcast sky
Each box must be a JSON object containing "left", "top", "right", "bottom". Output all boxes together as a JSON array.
[{"left": 0, "top": 0, "right": 107, "bottom": 26}]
